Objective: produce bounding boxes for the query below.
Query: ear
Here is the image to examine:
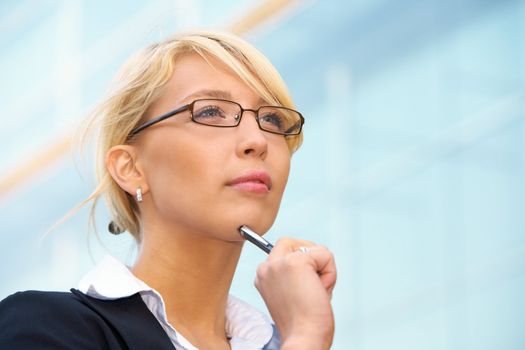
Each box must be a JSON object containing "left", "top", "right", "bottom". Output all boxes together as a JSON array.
[{"left": 106, "top": 145, "right": 149, "bottom": 198}]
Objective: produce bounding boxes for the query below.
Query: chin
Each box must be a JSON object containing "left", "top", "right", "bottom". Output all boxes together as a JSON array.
[
  {"left": 204, "top": 211, "right": 274, "bottom": 243},
  {"left": 231, "top": 211, "right": 277, "bottom": 237}
]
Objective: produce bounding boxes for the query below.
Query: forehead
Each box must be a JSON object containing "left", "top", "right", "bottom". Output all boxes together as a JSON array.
[
  {"left": 144, "top": 53, "right": 273, "bottom": 122},
  {"left": 163, "top": 54, "right": 257, "bottom": 103}
]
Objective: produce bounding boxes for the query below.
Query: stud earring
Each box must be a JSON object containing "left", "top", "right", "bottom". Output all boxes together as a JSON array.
[
  {"left": 136, "top": 187, "right": 143, "bottom": 202},
  {"left": 108, "top": 221, "right": 124, "bottom": 235}
]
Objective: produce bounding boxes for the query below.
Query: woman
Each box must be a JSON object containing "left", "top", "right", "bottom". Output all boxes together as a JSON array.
[{"left": 0, "top": 30, "right": 336, "bottom": 349}]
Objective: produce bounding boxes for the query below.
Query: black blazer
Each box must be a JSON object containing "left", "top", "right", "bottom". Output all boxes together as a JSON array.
[{"left": 0, "top": 289, "right": 175, "bottom": 349}]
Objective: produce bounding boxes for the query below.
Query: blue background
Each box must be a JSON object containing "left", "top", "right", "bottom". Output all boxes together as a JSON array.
[{"left": 1, "top": 0, "right": 524, "bottom": 348}]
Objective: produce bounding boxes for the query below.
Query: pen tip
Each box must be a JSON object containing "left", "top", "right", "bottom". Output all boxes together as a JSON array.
[{"left": 238, "top": 225, "right": 246, "bottom": 237}]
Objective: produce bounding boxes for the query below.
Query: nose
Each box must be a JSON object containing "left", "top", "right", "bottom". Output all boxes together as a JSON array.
[{"left": 235, "top": 109, "right": 268, "bottom": 160}]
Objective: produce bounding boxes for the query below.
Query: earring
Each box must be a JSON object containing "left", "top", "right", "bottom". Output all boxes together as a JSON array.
[
  {"left": 108, "top": 221, "right": 124, "bottom": 235},
  {"left": 136, "top": 187, "right": 143, "bottom": 202}
]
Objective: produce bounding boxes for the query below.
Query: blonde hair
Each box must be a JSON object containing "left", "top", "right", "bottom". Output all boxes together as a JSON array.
[{"left": 80, "top": 30, "right": 303, "bottom": 243}]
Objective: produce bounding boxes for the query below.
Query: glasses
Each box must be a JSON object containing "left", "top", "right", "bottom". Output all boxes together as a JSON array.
[{"left": 128, "top": 98, "right": 305, "bottom": 137}]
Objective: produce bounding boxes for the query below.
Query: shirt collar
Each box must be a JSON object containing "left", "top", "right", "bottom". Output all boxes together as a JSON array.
[{"left": 78, "top": 255, "right": 274, "bottom": 349}]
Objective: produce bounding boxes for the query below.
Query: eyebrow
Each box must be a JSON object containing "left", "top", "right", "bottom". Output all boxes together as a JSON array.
[
  {"left": 181, "top": 89, "right": 232, "bottom": 102},
  {"left": 181, "top": 89, "right": 268, "bottom": 105}
]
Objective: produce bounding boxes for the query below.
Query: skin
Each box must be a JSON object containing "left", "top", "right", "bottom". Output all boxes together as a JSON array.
[{"left": 106, "top": 53, "right": 336, "bottom": 349}]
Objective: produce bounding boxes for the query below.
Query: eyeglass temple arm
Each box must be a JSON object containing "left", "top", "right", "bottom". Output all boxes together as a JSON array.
[{"left": 129, "top": 105, "right": 190, "bottom": 137}]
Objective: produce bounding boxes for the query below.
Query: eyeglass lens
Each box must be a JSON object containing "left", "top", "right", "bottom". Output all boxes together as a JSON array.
[{"left": 191, "top": 99, "right": 302, "bottom": 135}]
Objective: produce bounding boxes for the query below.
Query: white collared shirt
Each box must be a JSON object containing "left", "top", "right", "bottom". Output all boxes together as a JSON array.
[{"left": 78, "top": 255, "right": 277, "bottom": 350}]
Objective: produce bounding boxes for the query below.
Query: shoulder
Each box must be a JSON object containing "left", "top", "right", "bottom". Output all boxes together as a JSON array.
[
  {"left": 2, "top": 289, "right": 80, "bottom": 310},
  {"left": 0, "top": 290, "right": 98, "bottom": 324},
  {"left": 0, "top": 290, "right": 119, "bottom": 349}
]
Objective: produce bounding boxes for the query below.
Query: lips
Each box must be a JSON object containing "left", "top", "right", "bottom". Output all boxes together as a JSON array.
[{"left": 226, "top": 171, "right": 272, "bottom": 193}]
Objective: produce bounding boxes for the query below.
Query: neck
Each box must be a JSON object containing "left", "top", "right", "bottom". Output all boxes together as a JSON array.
[{"left": 131, "top": 225, "right": 243, "bottom": 345}]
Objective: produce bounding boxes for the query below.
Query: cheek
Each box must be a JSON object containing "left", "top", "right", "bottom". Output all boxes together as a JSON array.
[
  {"left": 141, "top": 133, "right": 225, "bottom": 211},
  {"left": 269, "top": 143, "right": 292, "bottom": 193},
  {"left": 138, "top": 130, "right": 291, "bottom": 235}
]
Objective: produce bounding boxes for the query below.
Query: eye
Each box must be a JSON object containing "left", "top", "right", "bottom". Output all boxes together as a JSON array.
[
  {"left": 193, "top": 106, "right": 227, "bottom": 121},
  {"left": 259, "top": 111, "right": 284, "bottom": 131}
]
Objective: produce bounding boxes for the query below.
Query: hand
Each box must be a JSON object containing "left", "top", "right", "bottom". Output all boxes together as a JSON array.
[{"left": 254, "top": 237, "right": 337, "bottom": 349}]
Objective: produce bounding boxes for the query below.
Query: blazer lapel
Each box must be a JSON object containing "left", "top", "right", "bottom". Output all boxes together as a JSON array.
[{"left": 70, "top": 289, "right": 174, "bottom": 350}]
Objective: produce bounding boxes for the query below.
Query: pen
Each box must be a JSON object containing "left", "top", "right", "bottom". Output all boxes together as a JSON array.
[{"left": 238, "top": 225, "right": 274, "bottom": 254}]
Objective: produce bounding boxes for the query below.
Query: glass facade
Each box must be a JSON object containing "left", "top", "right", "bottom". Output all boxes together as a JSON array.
[{"left": 1, "top": 0, "right": 524, "bottom": 348}]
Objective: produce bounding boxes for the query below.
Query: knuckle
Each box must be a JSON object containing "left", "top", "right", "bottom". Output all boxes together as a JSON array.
[
  {"left": 325, "top": 249, "right": 335, "bottom": 261},
  {"left": 317, "top": 244, "right": 329, "bottom": 251},
  {"left": 303, "top": 239, "right": 316, "bottom": 246},
  {"left": 275, "top": 236, "right": 294, "bottom": 246},
  {"left": 316, "top": 244, "right": 334, "bottom": 257}
]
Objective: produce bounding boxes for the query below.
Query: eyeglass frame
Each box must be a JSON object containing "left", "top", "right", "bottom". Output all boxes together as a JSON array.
[{"left": 127, "top": 98, "right": 305, "bottom": 138}]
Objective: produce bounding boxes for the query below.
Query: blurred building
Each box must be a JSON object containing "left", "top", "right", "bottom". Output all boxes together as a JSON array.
[{"left": 1, "top": 0, "right": 524, "bottom": 349}]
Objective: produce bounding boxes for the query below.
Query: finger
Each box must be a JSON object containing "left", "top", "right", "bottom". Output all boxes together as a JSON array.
[
  {"left": 297, "top": 246, "right": 337, "bottom": 293},
  {"left": 268, "top": 237, "right": 316, "bottom": 260}
]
